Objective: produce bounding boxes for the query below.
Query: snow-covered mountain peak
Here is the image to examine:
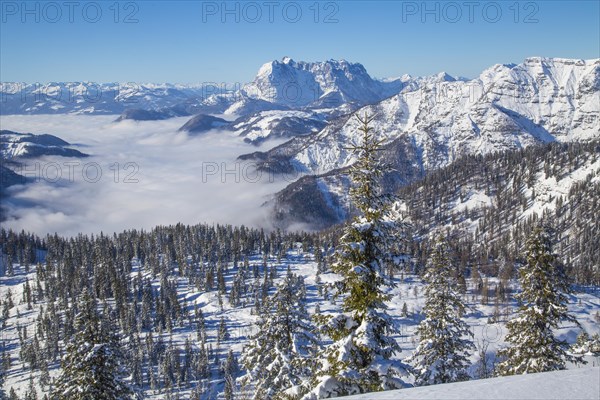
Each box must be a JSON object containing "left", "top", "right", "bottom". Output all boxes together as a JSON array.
[
  {"left": 243, "top": 56, "right": 599, "bottom": 181},
  {"left": 241, "top": 58, "right": 402, "bottom": 108},
  {"left": 435, "top": 72, "right": 457, "bottom": 82},
  {"left": 256, "top": 60, "right": 275, "bottom": 78},
  {"left": 522, "top": 56, "right": 597, "bottom": 67},
  {"left": 480, "top": 57, "right": 600, "bottom": 84}
]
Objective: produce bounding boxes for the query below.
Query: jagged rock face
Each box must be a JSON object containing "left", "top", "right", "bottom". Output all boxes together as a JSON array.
[
  {"left": 197, "top": 58, "right": 405, "bottom": 116},
  {"left": 241, "top": 57, "right": 403, "bottom": 109},
  {"left": 263, "top": 57, "right": 600, "bottom": 229}
]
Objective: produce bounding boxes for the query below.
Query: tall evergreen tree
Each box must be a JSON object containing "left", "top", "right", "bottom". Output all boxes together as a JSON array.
[
  {"left": 0, "top": 344, "right": 6, "bottom": 400},
  {"left": 223, "top": 349, "right": 238, "bottom": 400},
  {"left": 25, "top": 375, "right": 38, "bottom": 400},
  {"left": 241, "top": 271, "right": 318, "bottom": 400},
  {"left": 407, "top": 237, "right": 474, "bottom": 385},
  {"left": 495, "top": 227, "right": 578, "bottom": 375},
  {"left": 304, "top": 113, "right": 409, "bottom": 399},
  {"left": 51, "top": 289, "right": 135, "bottom": 400}
]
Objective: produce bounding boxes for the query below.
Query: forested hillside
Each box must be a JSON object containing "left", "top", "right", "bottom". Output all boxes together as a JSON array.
[
  {"left": 273, "top": 141, "right": 600, "bottom": 286},
  {"left": 399, "top": 140, "right": 600, "bottom": 285}
]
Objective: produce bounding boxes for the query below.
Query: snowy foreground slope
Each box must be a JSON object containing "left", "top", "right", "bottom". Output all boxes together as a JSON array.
[
  {"left": 345, "top": 367, "right": 600, "bottom": 400},
  {"left": 1, "top": 245, "right": 599, "bottom": 399}
]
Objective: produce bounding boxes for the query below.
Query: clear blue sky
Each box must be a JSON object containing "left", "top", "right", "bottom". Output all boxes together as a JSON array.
[{"left": 1, "top": 0, "right": 599, "bottom": 83}]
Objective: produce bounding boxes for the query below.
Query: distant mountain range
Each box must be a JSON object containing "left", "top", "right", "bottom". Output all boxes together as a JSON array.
[
  {"left": 1, "top": 57, "right": 598, "bottom": 231},
  {"left": 0, "top": 82, "right": 212, "bottom": 115},
  {"left": 0, "top": 58, "right": 405, "bottom": 117}
]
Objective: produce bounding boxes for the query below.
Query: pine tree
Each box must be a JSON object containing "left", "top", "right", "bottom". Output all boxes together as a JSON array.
[
  {"left": 241, "top": 271, "right": 318, "bottom": 400},
  {"left": 217, "top": 317, "right": 229, "bottom": 345},
  {"left": 570, "top": 330, "right": 600, "bottom": 359},
  {"left": 25, "top": 375, "right": 38, "bottom": 400},
  {"left": 224, "top": 372, "right": 235, "bottom": 400},
  {"left": 51, "top": 289, "right": 135, "bottom": 400},
  {"left": 495, "top": 227, "right": 579, "bottom": 376},
  {"left": 304, "top": 113, "right": 409, "bottom": 399},
  {"left": 407, "top": 237, "right": 474, "bottom": 385},
  {"left": 224, "top": 349, "right": 238, "bottom": 377},
  {"left": 223, "top": 349, "right": 238, "bottom": 400},
  {"left": 0, "top": 344, "right": 5, "bottom": 400},
  {"left": 401, "top": 302, "right": 408, "bottom": 317}
]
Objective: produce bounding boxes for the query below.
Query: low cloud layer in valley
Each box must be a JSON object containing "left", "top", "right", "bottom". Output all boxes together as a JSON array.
[{"left": 1, "top": 115, "right": 291, "bottom": 236}]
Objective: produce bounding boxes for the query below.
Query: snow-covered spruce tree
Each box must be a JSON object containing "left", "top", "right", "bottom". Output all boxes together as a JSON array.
[
  {"left": 223, "top": 349, "right": 238, "bottom": 400},
  {"left": 495, "top": 227, "right": 579, "bottom": 376},
  {"left": 51, "top": 289, "right": 135, "bottom": 400},
  {"left": 407, "top": 237, "right": 474, "bottom": 385},
  {"left": 570, "top": 330, "right": 600, "bottom": 356},
  {"left": 241, "top": 271, "right": 318, "bottom": 400},
  {"left": 0, "top": 347, "right": 5, "bottom": 400},
  {"left": 304, "top": 113, "right": 409, "bottom": 399}
]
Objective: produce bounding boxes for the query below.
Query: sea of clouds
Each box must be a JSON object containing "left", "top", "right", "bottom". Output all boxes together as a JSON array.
[{"left": 1, "top": 115, "right": 292, "bottom": 237}]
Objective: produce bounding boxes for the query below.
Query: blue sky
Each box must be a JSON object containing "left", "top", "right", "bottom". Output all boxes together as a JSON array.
[{"left": 1, "top": 0, "right": 599, "bottom": 83}]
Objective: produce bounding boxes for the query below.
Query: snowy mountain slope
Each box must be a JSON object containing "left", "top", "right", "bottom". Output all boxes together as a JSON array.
[
  {"left": 177, "top": 109, "right": 327, "bottom": 142},
  {"left": 344, "top": 367, "right": 600, "bottom": 399},
  {"left": 268, "top": 141, "right": 600, "bottom": 275},
  {"left": 178, "top": 114, "right": 230, "bottom": 134},
  {"left": 245, "top": 57, "right": 599, "bottom": 175},
  {"left": 0, "top": 82, "right": 212, "bottom": 115},
  {"left": 269, "top": 133, "right": 425, "bottom": 229},
  {"left": 395, "top": 140, "right": 600, "bottom": 234},
  {"left": 222, "top": 96, "right": 290, "bottom": 116},
  {"left": 0, "top": 130, "right": 88, "bottom": 159},
  {"left": 228, "top": 110, "right": 328, "bottom": 144},
  {"left": 0, "top": 130, "right": 88, "bottom": 195}
]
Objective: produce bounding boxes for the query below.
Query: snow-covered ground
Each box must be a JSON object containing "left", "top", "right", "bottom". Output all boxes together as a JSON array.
[
  {"left": 2, "top": 247, "right": 599, "bottom": 399},
  {"left": 345, "top": 367, "right": 600, "bottom": 399}
]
